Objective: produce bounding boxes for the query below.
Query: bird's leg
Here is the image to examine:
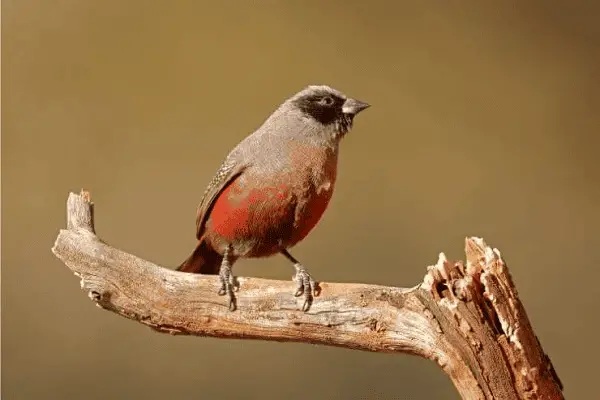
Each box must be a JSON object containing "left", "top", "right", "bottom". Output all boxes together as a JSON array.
[
  {"left": 217, "top": 245, "right": 238, "bottom": 311},
  {"left": 281, "top": 249, "right": 319, "bottom": 312}
]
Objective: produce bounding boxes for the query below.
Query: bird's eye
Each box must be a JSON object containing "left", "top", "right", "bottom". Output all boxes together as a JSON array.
[{"left": 320, "top": 96, "right": 334, "bottom": 106}]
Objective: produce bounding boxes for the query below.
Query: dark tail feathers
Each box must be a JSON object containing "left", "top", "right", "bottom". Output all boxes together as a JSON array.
[{"left": 177, "top": 239, "right": 222, "bottom": 275}]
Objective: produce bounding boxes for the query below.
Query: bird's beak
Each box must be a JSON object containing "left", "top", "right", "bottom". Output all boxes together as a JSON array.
[{"left": 342, "top": 98, "right": 370, "bottom": 115}]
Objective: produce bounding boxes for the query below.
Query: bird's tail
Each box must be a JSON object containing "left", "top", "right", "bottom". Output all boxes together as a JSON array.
[{"left": 177, "top": 239, "right": 222, "bottom": 275}]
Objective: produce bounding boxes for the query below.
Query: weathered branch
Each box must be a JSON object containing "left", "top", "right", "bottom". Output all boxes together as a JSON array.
[{"left": 52, "top": 191, "right": 563, "bottom": 400}]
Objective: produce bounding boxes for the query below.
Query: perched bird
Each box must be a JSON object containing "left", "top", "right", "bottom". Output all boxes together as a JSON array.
[{"left": 177, "top": 85, "right": 370, "bottom": 311}]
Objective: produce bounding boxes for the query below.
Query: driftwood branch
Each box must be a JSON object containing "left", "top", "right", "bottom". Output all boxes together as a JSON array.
[{"left": 52, "top": 191, "right": 563, "bottom": 400}]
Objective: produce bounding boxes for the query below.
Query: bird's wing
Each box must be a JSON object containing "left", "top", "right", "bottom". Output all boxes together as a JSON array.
[{"left": 195, "top": 157, "right": 248, "bottom": 239}]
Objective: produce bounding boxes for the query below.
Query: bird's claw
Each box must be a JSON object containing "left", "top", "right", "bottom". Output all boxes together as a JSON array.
[
  {"left": 293, "top": 264, "right": 319, "bottom": 312},
  {"left": 218, "top": 264, "right": 238, "bottom": 311}
]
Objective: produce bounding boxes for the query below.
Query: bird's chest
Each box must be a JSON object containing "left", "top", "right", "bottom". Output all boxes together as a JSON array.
[
  {"left": 283, "top": 142, "right": 338, "bottom": 197},
  {"left": 207, "top": 143, "right": 338, "bottom": 253},
  {"left": 285, "top": 145, "right": 338, "bottom": 245}
]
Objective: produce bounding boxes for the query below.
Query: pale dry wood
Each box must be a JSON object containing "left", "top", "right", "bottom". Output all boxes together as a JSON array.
[{"left": 52, "top": 191, "right": 563, "bottom": 400}]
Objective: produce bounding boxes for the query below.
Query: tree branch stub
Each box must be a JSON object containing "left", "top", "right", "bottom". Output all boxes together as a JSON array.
[{"left": 52, "top": 191, "right": 563, "bottom": 400}]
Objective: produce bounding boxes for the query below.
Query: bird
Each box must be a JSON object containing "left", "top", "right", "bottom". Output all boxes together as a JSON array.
[{"left": 177, "top": 85, "right": 370, "bottom": 311}]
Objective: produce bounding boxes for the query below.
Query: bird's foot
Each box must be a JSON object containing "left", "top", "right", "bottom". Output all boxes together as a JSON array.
[
  {"left": 293, "top": 264, "right": 319, "bottom": 312},
  {"left": 218, "top": 263, "right": 238, "bottom": 311}
]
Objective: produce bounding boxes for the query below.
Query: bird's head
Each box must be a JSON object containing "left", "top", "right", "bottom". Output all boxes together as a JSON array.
[{"left": 281, "top": 85, "right": 370, "bottom": 142}]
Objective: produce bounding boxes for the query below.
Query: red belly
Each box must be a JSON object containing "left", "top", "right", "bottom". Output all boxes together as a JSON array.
[
  {"left": 288, "top": 185, "right": 334, "bottom": 246},
  {"left": 206, "top": 177, "right": 334, "bottom": 255}
]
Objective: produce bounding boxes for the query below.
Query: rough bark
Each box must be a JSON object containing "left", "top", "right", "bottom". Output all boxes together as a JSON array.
[{"left": 52, "top": 191, "right": 564, "bottom": 400}]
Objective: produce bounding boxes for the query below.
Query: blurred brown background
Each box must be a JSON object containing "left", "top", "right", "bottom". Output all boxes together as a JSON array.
[{"left": 3, "top": 0, "right": 599, "bottom": 399}]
